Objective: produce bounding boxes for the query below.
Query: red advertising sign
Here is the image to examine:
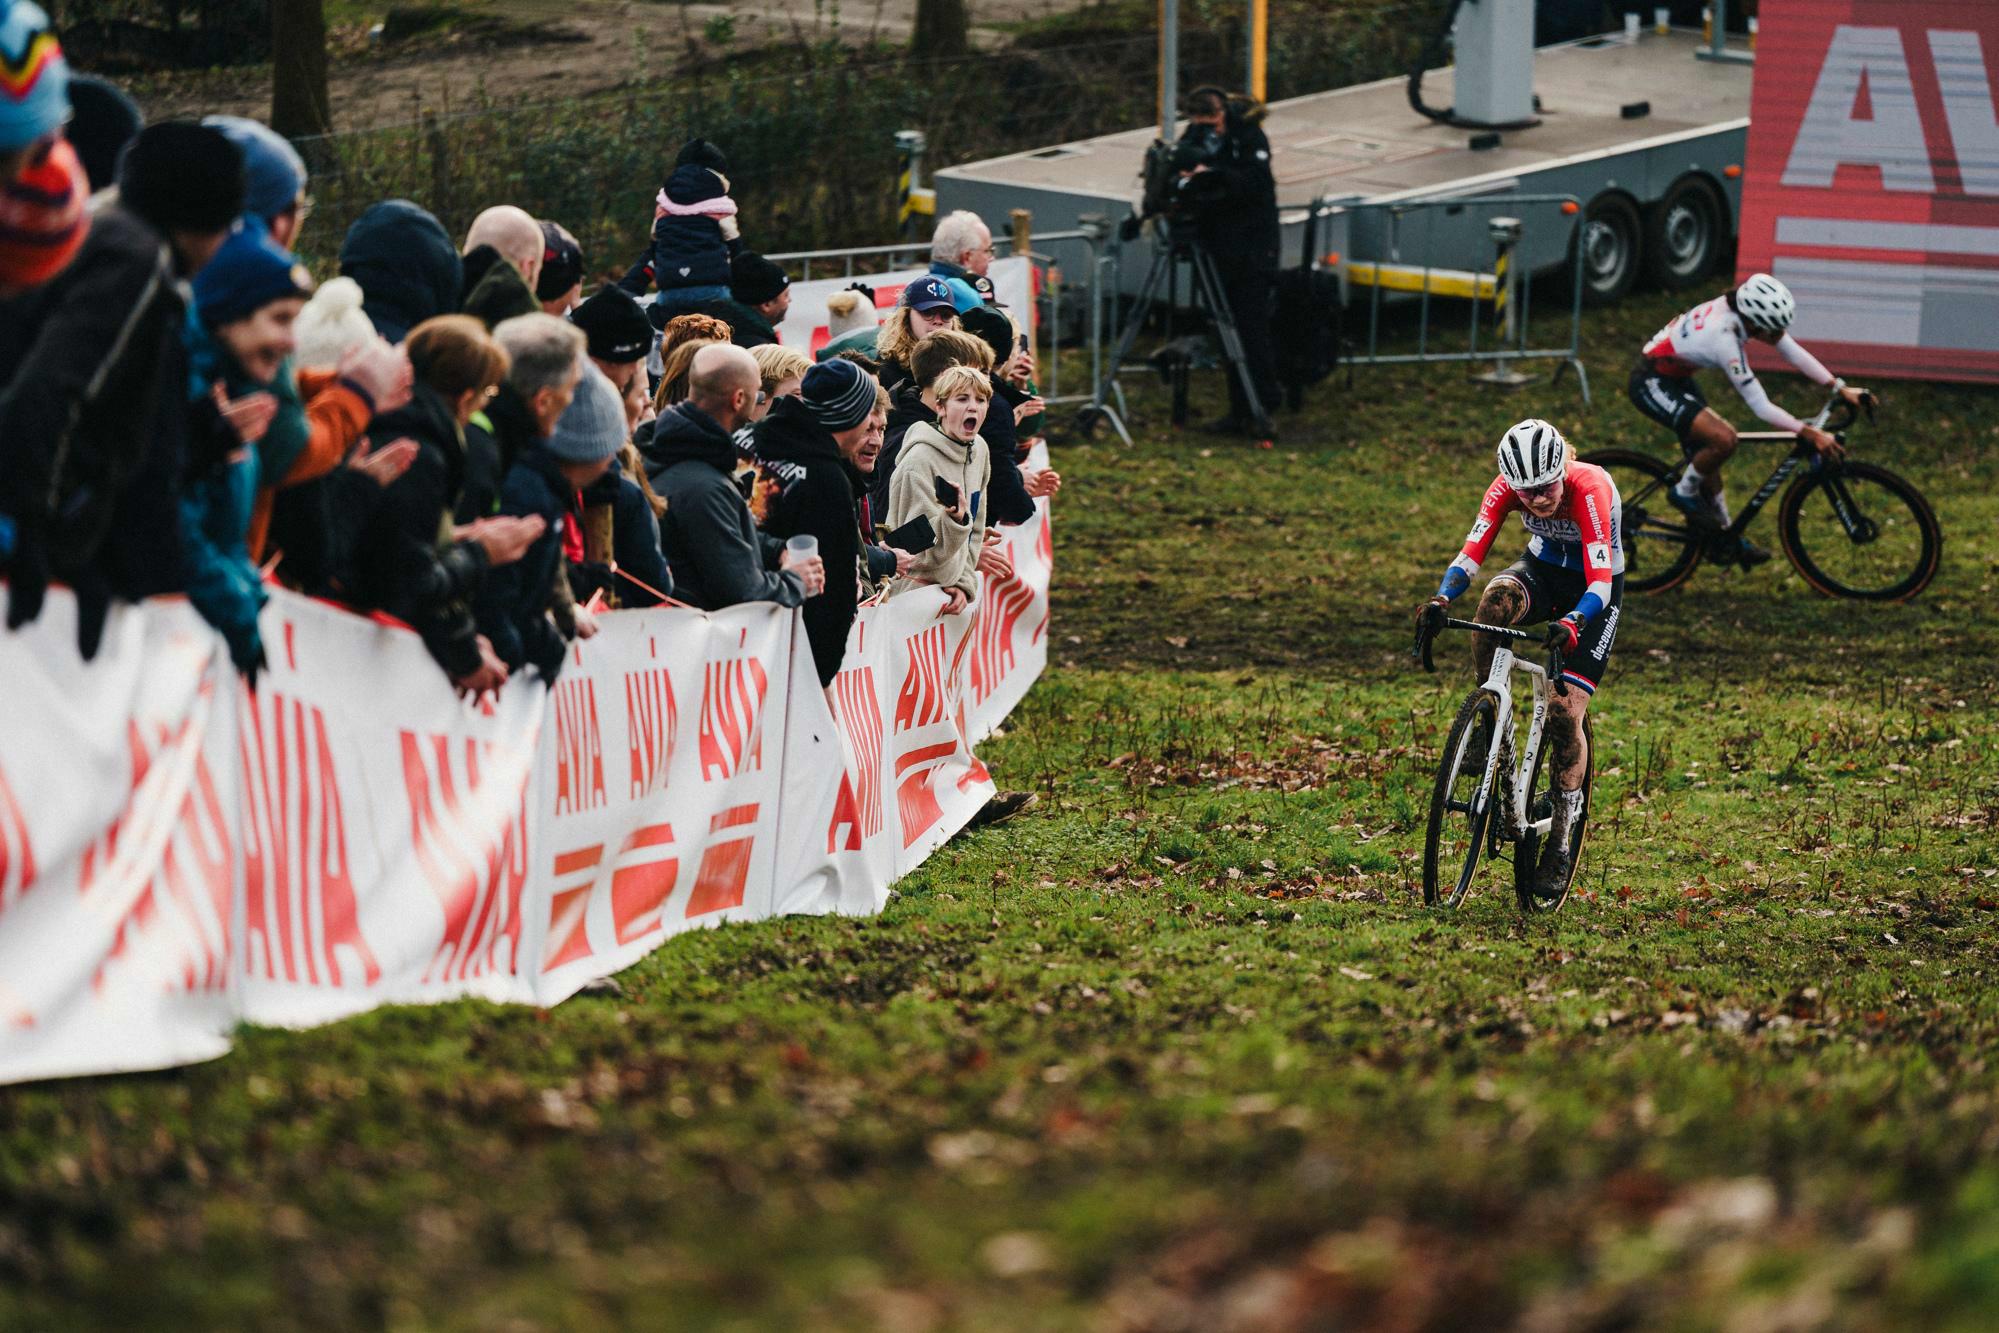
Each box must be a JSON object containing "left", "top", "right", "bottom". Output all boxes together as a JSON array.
[{"left": 1738, "top": 0, "right": 1999, "bottom": 383}]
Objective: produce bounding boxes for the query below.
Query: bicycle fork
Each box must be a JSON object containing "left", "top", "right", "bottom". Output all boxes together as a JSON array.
[{"left": 1468, "top": 646, "right": 1554, "bottom": 848}]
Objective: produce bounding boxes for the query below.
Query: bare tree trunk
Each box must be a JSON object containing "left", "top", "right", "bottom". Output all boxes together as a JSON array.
[
  {"left": 909, "top": 0, "right": 969, "bottom": 61},
  {"left": 271, "top": 0, "right": 333, "bottom": 139}
]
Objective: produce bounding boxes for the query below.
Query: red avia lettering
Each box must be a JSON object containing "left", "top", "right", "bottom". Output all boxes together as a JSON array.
[
  {"left": 969, "top": 560, "right": 1035, "bottom": 705},
  {"left": 699, "top": 656, "right": 768, "bottom": 782},
  {"left": 542, "top": 823, "right": 682, "bottom": 973},
  {"left": 894, "top": 741, "right": 957, "bottom": 849},
  {"left": 828, "top": 664, "right": 884, "bottom": 851},
  {"left": 240, "top": 691, "right": 381, "bottom": 988},
  {"left": 624, "top": 667, "right": 678, "bottom": 800},
  {"left": 552, "top": 677, "right": 607, "bottom": 815},
  {"left": 1784, "top": 26, "right": 1999, "bottom": 196},
  {"left": 92, "top": 714, "right": 234, "bottom": 995},
  {"left": 685, "top": 803, "right": 759, "bottom": 916},
  {"left": 0, "top": 762, "right": 35, "bottom": 921},
  {"left": 893, "top": 622, "right": 949, "bottom": 733},
  {"left": 399, "top": 731, "right": 529, "bottom": 984}
]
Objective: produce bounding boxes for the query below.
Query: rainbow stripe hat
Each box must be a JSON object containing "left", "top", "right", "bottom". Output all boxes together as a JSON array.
[{"left": 1, "top": 0, "right": 69, "bottom": 153}]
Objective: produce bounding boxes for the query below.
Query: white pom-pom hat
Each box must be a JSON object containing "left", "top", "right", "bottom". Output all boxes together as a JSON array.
[{"left": 293, "top": 276, "right": 379, "bottom": 370}]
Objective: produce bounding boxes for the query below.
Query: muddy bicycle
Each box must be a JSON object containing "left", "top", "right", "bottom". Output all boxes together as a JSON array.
[
  {"left": 1583, "top": 391, "right": 1940, "bottom": 598},
  {"left": 1414, "top": 616, "right": 1593, "bottom": 914}
]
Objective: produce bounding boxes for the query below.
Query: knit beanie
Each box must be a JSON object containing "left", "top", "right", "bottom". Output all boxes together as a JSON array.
[
  {"left": 826, "top": 284, "right": 878, "bottom": 339},
  {"left": 730, "top": 251, "right": 789, "bottom": 307},
  {"left": 537, "top": 219, "right": 582, "bottom": 302},
  {"left": 674, "top": 136, "right": 728, "bottom": 176},
  {"left": 193, "top": 219, "right": 313, "bottom": 329},
  {"left": 544, "top": 361, "right": 626, "bottom": 464},
  {"left": 958, "top": 304, "right": 1014, "bottom": 365},
  {"left": 0, "top": 0, "right": 67, "bottom": 154},
  {"left": 118, "top": 121, "right": 245, "bottom": 235},
  {"left": 570, "top": 283, "right": 650, "bottom": 363},
  {"left": 202, "top": 115, "right": 305, "bottom": 223},
  {"left": 0, "top": 135, "right": 84, "bottom": 289},
  {"left": 292, "top": 276, "right": 377, "bottom": 370},
  {"left": 800, "top": 358, "right": 876, "bottom": 432},
  {"left": 63, "top": 74, "right": 140, "bottom": 191}
]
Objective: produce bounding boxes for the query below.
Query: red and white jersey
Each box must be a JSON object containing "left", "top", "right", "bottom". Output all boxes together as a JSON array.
[
  {"left": 1448, "top": 461, "right": 1624, "bottom": 609},
  {"left": 1642, "top": 295, "right": 1834, "bottom": 433}
]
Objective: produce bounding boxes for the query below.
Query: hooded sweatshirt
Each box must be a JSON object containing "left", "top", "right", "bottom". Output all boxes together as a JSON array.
[
  {"left": 886, "top": 419, "right": 989, "bottom": 603},
  {"left": 646, "top": 400, "right": 807, "bottom": 613},
  {"left": 751, "top": 396, "right": 863, "bottom": 686},
  {"left": 337, "top": 199, "right": 463, "bottom": 343}
]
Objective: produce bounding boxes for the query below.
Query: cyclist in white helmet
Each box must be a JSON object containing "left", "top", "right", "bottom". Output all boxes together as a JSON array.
[
  {"left": 1629, "top": 272, "right": 1872, "bottom": 566},
  {"left": 1416, "top": 419, "right": 1622, "bottom": 898}
]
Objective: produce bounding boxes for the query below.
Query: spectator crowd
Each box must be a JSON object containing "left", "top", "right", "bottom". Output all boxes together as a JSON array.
[{"left": 0, "top": 0, "right": 1063, "bottom": 764}]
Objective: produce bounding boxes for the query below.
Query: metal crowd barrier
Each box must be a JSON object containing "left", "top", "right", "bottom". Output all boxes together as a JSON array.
[
  {"left": 1300, "top": 190, "right": 1592, "bottom": 404},
  {"left": 766, "top": 223, "right": 1111, "bottom": 411}
]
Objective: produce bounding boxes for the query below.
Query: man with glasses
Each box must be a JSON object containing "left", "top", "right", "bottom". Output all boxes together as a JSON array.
[{"left": 1415, "top": 419, "right": 1623, "bottom": 900}]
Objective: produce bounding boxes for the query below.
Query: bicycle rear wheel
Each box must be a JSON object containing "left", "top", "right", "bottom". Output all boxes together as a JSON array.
[
  {"left": 1423, "top": 690, "right": 1500, "bottom": 908},
  {"left": 1777, "top": 461, "right": 1941, "bottom": 601},
  {"left": 1578, "top": 449, "right": 1703, "bottom": 593},
  {"left": 1513, "top": 713, "right": 1593, "bottom": 914}
]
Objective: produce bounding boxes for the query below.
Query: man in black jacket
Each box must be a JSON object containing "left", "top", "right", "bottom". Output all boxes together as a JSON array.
[
  {"left": 1184, "top": 86, "right": 1281, "bottom": 438},
  {"left": 0, "top": 121, "right": 245, "bottom": 653},
  {"left": 647, "top": 343, "right": 822, "bottom": 612},
  {"left": 752, "top": 359, "right": 880, "bottom": 686}
]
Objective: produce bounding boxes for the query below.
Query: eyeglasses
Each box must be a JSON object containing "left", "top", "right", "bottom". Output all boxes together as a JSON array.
[
  {"left": 755, "top": 389, "right": 768, "bottom": 405},
  {"left": 1517, "top": 479, "right": 1562, "bottom": 500}
]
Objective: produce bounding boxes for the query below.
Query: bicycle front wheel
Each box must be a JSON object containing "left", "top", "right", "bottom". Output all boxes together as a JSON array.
[
  {"left": 1777, "top": 461, "right": 1941, "bottom": 601},
  {"left": 1423, "top": 690, "right": 1500, "bottom": 908},
  {"left": 1578, "top": 449, "right": 1703, "bottom": 593},
  {"left": 1513, "top": 713, "right": 1593, "bottom": 915}
]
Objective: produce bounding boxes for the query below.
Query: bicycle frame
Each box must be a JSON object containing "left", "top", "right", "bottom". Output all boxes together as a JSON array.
[
  {"left": 1703, "top": 392, "right": 1857, "bottom": 543},
  {"left": 1468, "top": 640, "right": 1557, "bottom": 846}
]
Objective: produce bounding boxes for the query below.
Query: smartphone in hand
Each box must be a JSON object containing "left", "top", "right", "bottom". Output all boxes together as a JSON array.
[
  {"left": 933, "top": 476, "right": 962, "bottom": 510},
  {"left": 886, "top": 514, "right": 937, "bottom": 554}
]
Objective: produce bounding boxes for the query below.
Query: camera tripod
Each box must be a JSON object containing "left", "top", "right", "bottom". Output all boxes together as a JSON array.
[{"left": 1080, "top": 225, "right": 1274, "bottom": 445}]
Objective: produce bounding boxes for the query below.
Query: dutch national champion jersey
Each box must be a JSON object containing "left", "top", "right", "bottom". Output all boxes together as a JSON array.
[
  {"left": 1642, "top": 295, "right": 1835, "bottom": 434},
  {"left": 1444, "top": 461, "right": 1623, "bottom": 625}
]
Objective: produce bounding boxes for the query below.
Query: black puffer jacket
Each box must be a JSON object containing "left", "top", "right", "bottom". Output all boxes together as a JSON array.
[
  {"left": 751, "top": 398, "right": 864, "bottom": 686},
  {"left": 473, "top": 445, "right": 573, "bottom": 680},
  {"left": 0, "top": 203, "right": 189, "bottom": 629},
  {"left": 344, "top": 384, "right": 490, "bottom": 678}
]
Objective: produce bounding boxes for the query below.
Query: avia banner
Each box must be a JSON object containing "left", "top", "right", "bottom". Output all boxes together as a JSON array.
[
  {"left": 772, "top": 256, "right": 1034, "bottom": 358},
  {"left": 1739, "top": 1, "right": 1999, "bottom": 382},
  {"left": 0, "top": 497, "right": 1050, "bottom": 1086}
]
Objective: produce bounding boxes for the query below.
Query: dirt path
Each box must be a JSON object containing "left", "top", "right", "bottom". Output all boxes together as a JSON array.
[{"left": 136, "top": 0, "right": 1082, "bottom": 130}]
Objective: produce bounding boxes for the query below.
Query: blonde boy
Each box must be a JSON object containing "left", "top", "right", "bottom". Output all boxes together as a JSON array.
[{"left": 884, "top": 364, "right": 991, "bottom": 613}]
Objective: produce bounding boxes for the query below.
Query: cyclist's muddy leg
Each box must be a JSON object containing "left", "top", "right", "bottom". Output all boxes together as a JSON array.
[
  {"left": 1683, "top": 409, "right": 1738, "bottom": 500},
  {"left": 1471, "top": 577, "right": 1528, "bottom": 680},
  {"left": 1547, "top": 684, "right": 1591, "bottom": 792}
]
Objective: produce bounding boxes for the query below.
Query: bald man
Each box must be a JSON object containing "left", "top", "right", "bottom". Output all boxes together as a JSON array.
[
  {"left": 646, "top": 342, "right": 824, "bottom": 610},
  {"left": 464, "top": 205, "right": 544, "bottom": 289}
]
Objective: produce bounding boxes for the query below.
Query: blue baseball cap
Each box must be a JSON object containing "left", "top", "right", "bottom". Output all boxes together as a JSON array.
[{"left": 900, "top": 274, "right": 957, "bottom": 314}]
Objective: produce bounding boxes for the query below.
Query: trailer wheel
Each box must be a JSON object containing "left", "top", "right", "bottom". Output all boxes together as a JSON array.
[
  {"left": 1644, "top": 174, "right": 1726, "bottom": 290},
  {"left": 1570, "top": 193, "right": 1641, "bottom": 306}
]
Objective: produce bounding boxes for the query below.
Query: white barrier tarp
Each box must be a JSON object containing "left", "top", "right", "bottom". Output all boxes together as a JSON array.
[
  {"left": 0, "top": 486, "right": 1051, "bottom": 1085},
  {"left": 773, "top": 256, "right": 1034, "bottom": 356}
]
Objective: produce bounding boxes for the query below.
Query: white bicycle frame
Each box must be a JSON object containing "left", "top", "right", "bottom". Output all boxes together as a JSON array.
[{"left": 1466, "top": 641, "right": 1555, "bottom": 843}]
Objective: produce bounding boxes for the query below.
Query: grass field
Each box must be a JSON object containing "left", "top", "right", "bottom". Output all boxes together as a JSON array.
[{"left": 3, "top": 287, "right": 1997, "bottom": 1331}]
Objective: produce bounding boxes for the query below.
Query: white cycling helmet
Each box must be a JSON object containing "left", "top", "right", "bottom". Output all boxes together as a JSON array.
[
  {"left": 1496, "top": 417, "right": 1567, "bottom": 490},
  {"left": 1733, "top": 272, "right": 1796, "bottom": 335}
]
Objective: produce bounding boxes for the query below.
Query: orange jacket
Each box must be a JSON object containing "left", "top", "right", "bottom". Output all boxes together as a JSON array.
[{"left": 246, "top": 368, "right": 372, "bottom": 561}]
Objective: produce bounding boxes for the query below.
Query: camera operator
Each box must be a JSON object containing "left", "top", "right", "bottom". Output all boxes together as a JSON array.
[{"left": 1181, "top": 85, "right": 1281, "bottom": 439}]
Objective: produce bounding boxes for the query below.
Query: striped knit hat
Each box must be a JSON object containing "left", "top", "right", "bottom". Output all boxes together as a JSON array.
[
  {"left": 0, "top": 0, "right": 67, "bottom": 153},
  {"left": 800, "top": 357, "right": 877, "bottom": 432},
  {"left": 0, "top": 135, "right": 85, "bottom": 290}
]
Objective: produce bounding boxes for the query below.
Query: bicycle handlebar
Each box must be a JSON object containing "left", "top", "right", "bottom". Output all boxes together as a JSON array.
[{"left": 1413, "top": 615, "right": 1567, "bottom": 696}]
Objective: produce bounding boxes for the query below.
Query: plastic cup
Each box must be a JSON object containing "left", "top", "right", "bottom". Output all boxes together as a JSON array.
[
  {"left": 786, "top": 534, "right": 819, "bottom": 561},
  {"left": 1624, "top": 11, "right": 1640, "bottom": 40},
  {"left": 1654, "top": 6, "right": 1669, "bottom": 34}
]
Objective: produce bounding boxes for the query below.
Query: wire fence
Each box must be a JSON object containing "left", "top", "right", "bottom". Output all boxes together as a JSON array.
[{"left": 262, "top": 1, "right": 1436, "bottom": 276}]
